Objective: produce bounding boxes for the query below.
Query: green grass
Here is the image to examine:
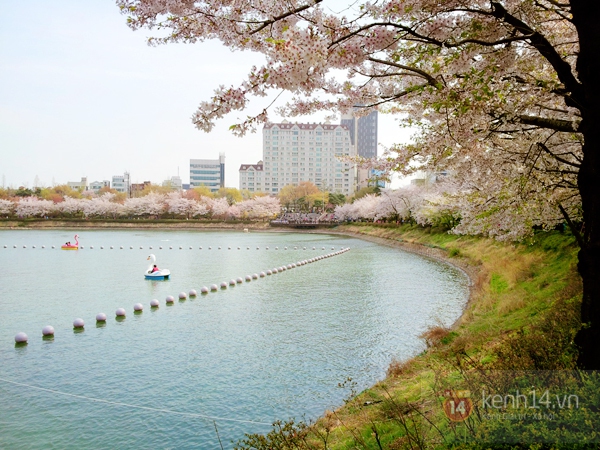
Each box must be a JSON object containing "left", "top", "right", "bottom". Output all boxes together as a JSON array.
[{"left": 234, "top": 223, "right": 588, "bottom": 449}]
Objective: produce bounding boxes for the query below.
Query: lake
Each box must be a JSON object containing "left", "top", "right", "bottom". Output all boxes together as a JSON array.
[{"left": 0, "top": 229, "right": 469, "bottom": 449}]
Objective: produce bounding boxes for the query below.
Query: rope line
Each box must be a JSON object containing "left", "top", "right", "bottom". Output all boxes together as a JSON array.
[{"left": 0, "top": 377, "right": 272, "bottom": 426}]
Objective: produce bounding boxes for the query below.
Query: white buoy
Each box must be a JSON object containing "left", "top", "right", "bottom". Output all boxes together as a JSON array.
[
  {"left": 130, "top": 246, "right": 133, "bottom": 249},
  {"left": 100, "top": 246, "right": 104, "bottom": 249},
  {"left": 229, "top": 279, "right": 236, "bottom": 286},
  {"left": 275, "top": 247, "right": 278, "bottom": 250},
  {"left": 256, "top": 247, "right": 260, "bottom": 250},
  {"left": 313, "top": 247, "right": 316, "bottom": 250},
  {"left": 32, "top": 245, "right": 36, "bottom": 248},
  {"left": 201, "top": 286, "right": 209, "bottom": 294},
  {"left": 73, "top": 318, "right": 85, "bottom": 328},
  {"left": 166, "top": 295, "right": 175, "bottom": 303},
  {"left": 208, "top": 246, "right": 212, "bottom": 250},
  {"left": 140, "top": 246, "right": 143, "bottom": 249},
  {"left": 159, "top": 246, "right": 163, "bottom": 249},
  {"left": 237, "top": 247, "right": 241, "bottom": 250},
  {"left": 287, "top": 264, "right": 293, "bottom": 269},
  {"left": 260, "top": 272, "right": 266, "bottom": 277},
  {"left": 218, "top": 246, "right": 222, "bottom": 250},
  {"left": 252, "top": 273, "right": 259, "bottom": 279},
  {"left": 236, "top": 277, "right": 243, "bottom": 284},
  {"left": 90, "top": 246, "right": 93, "bottom": 249},
  {"left": 294, "top": 246, "right": 298, "bottom": 250},
  {"left": 116, "top": 308, "right": 126, "bottom": 316},
  {"left": 245, "top": 275, "right": 252, "bottom": 282},
  {"left": 169, "top": 246, "right": 173, "bottom": 249},
  {"left": 228, "top": 247, "right": 231, "bottom": 250},
  {"left": 14, "top": 332, "right": 28, "bottom": 344},
  {"left": 42, "top": 325, "right": 55, "bottom": 336},
  {"left": 179, "top": 292, "right": 187, "bottom": 299},
  {"left": 266, "top": 247, "right": 269, "bottom": 250},
  {"left": 247, "top": 247, "right": 250, "bottom": 250},
  {"left": 42, "top": 245, "right": 45, "bottom": 249},
  {"left": 23, "top": 245, "right": 26, "bottom": 248},
  {"left": 189, "top": 246, "right": 193, "bottom": 249},
  {"left": 210, "top": 284, "right": 218, "bottom": 291},
  {"left": 303, "top": 247, "right": 307, "bottom": 250},
  {"left": 266, "top": 270, "right": 272, "bottom": 275},
  {"left": 149, "top": 246, "right": 153, "bottom": 249},
  {"left": 189, "top": 289, "right": 197, "bottom": 297},
  {"left": 96, "top": 313, "right": 107, "bottom": 321},
  {"left": 150, "top": 299, "right": 159, "bottom": 307},
  {"left": 199, "top": 247, "right": 203, "bottom": 250},
  {"left": 52, "top": 245, "right": 55, "bottom": 249},
  {"left": 120, "top": 246, "right": 123, "bottom": 249},
  {"left": 110, "top": 246, "right": 114, "bottom": 249},
  {"left": 220, "top": 282, "right": 228, "bottom": 289}
]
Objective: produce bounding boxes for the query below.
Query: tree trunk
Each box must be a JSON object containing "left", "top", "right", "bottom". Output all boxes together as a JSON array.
[{"left": 571, "top": 1, "right": 600, "bottom": 369}]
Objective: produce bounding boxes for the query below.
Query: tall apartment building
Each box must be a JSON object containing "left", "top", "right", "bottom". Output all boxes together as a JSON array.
[
  {"left": 240, "top": 121, "right": 356, "bottom": 196},
  {"left": 190, "top": 154, "right": 225, "bottom": 192},
  {"left": 340, "top": 109, "right": 378, "bottom": 159}
]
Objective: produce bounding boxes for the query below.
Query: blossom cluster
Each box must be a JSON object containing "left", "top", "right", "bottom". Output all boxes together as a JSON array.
[{"left": 4, "top": 192, "right": 281, "bottom": 220}]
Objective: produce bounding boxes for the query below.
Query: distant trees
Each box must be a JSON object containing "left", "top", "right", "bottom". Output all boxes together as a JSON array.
[{"left": 2, "top": 189, "right": 281, "bottom": 221}]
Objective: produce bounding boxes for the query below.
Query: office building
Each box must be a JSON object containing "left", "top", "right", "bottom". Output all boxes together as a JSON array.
[
  {"left": 190, "top": 154, "right": 225, "bottom": 193},
  {"left": 112, "top": 172, "right": 130, "bottom": 195}
]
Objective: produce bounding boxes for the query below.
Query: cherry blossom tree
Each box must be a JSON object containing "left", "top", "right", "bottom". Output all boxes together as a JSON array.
[
  {"left": 15, "top": 197, "right": 55, "bottom": 218},
  {"left": 118, "top": 0, "right": 600, "bottom": 368},
  {"left": 82, "top": 193, "right": 124, "bottom": 218},
  {"left": 0, "top": 199, "right": 14, "bottom": 217}
]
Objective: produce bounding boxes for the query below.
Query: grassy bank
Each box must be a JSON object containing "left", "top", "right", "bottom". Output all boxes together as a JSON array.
[{"left": 237, "top": 223, "right": 597, "bottom": 449}]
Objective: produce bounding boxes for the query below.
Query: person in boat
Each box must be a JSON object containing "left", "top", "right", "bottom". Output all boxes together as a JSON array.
[
  {"left": 151, "top": 265, "right": 159, "bottom": 273},
  {"left": 65, "top": 241, "right": 70, "bottom": 246}
]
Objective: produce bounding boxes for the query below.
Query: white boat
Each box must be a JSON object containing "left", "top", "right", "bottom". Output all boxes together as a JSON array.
[{"left": 145, "top": 254, "right": 170, "bottom": 280}]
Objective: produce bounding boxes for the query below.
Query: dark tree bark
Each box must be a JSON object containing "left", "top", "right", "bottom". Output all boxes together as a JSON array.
[{"left": 570, "top": 0, "right": 600, "bottom": 370}]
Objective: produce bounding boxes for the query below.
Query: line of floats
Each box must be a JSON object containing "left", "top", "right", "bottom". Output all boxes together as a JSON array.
[{"left": 12, "top": 246, "right": 350, "bottom": 345}]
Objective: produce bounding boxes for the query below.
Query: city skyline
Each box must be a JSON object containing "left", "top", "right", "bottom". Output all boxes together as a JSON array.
[{"left": 1, "top": 1, "right": 411, "bottom": 191}]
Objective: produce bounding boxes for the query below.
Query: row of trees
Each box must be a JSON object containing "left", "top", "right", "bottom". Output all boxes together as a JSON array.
[{"left": 0, "top": 192, "right": 280, "bottom": 220}]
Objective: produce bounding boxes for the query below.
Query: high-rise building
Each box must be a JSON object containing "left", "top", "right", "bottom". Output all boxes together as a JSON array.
[
  {"left": 340, "top": 108, "right": 378, "bottom": 159},
  {"left": 190, "top": 154, "right": 225, "bottom": 192},
  {"left": 249, "top": 121, "right": 356, "bottom": 196}
]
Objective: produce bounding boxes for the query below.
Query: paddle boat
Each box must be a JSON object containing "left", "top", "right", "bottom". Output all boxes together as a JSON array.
[
  {"left": 61, "top": 234, "right": 79, "bottom": 250},
  {"left": 145, "top": 254, "right": 170, "bottom": 280}
]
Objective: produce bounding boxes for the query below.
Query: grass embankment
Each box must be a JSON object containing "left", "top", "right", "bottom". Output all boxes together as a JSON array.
[{"left": 237, "top": 223, "right": 593, "bottom": 449}]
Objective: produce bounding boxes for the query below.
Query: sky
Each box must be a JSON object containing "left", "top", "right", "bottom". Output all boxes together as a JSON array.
[{"left": 0, "top": 1, "right": 412, "bottom": 190}]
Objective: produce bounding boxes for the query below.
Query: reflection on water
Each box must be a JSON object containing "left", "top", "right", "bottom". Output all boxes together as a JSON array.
[{"left": 0, "top": 229, "right": 469, "bottom": 449}]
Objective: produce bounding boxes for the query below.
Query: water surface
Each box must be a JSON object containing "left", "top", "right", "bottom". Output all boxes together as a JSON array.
[{"left": 0, "top": 229, "right": 469, "bottom": 449}]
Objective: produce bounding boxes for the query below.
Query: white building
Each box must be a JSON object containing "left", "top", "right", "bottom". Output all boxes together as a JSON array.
[
  {"left": 112, "top": 172, "right": 130, "bottom": 195},
  {"left": 249, "top": 121, "right": 356, "bottom": 196},
  {"left": 67, "top": 177, "right": 88, "bottom": 191},
  {"left": 190, "top": 154, "right": 225, "bottom": 193},
  {"left": 162, "top": 176, "right": 183, "bottom": 190},
  {"left": 239, "top": 161, "right": 264, "bottom": 193},
  {"left": 88, "top": 180, "right": 110, "bottom": 192}
]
